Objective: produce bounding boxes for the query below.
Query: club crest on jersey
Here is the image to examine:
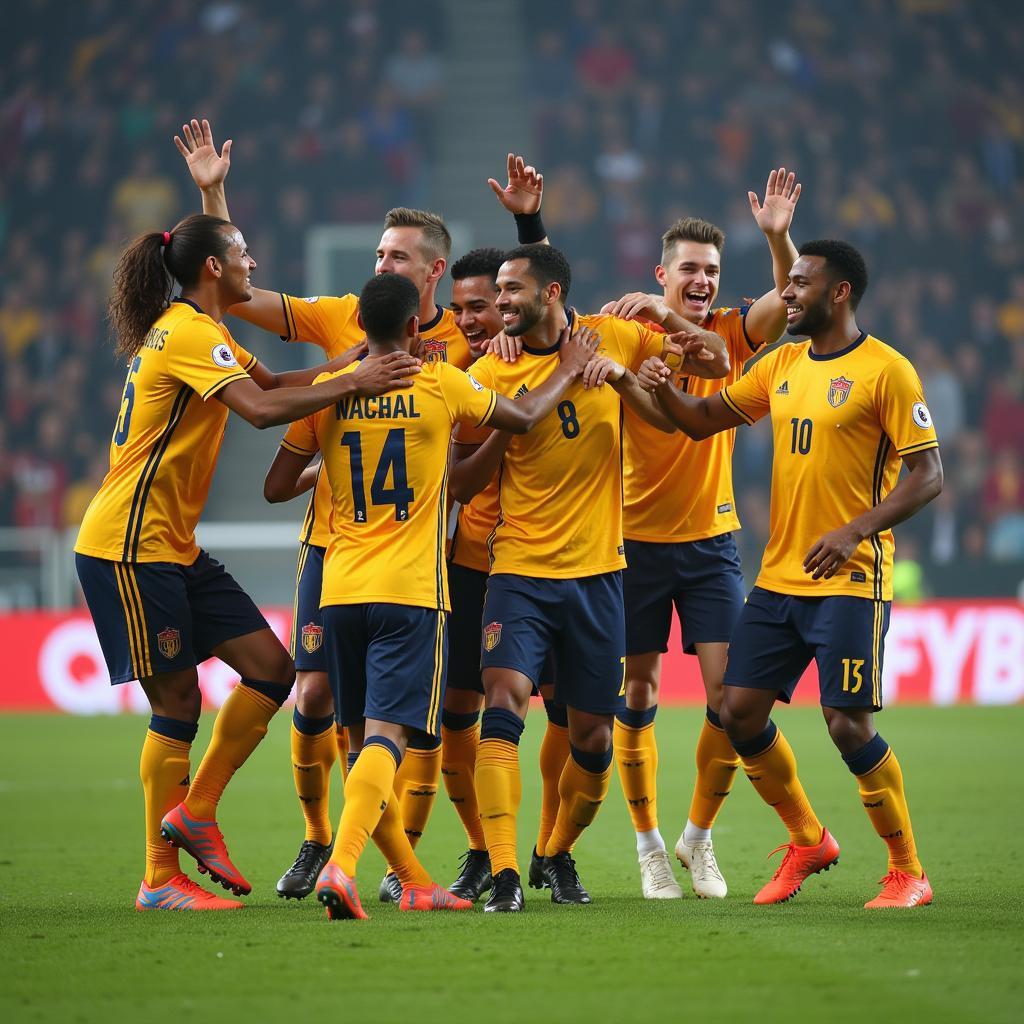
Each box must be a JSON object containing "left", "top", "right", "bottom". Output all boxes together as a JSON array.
[
  {"left": 301, "top": 623, "right": 323, "bottom": 654},
  {"left": 828, "top": 376, "right": 854, "bottom": 408},
  {"left": 483, "top": 621, "right": 502, "bottom": 652},
  {"left": 211, "top": 343, "right": 237, "bottom": 368},
  {"left": 420, "top": 338, "right": 447, "bottom": 363},
  {"left": 157, "top": 627, "right": 181, "bottom": 660}
]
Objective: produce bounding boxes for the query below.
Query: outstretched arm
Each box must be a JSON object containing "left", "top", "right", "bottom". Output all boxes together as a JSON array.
[
  {"left": 264, "top": 449, "right": 318, "bottom": 503},
  {"left": 636, "top": 357, "right": 747, "bottom": 440},
  {"left": 246, "top": 343, "right": 368, "bottom": 391}
]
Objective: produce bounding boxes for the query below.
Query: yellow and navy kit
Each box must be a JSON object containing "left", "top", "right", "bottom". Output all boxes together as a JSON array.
[
  {"left": 448, "top": 434, "right": 501, "bottom": 574},
  {"left": 623, "top": 306, "right": 760, "bottom": 542},
  {"left": 281, "top": 359, "right": 497, "bottom": 612},
  {"left": 720, "top": 332, "right": 938, "bottom": 601},
  {"left": 280, "top": 292, "right": 472, "bottom": 549},
  {"left": 75, "top": 299, "right": 255, "bottom": 564},
  {"left": 466, "top": 312, "right": 664, "bottom": 579}
]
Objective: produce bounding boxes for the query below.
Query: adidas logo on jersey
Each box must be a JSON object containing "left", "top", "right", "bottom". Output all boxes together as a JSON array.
[{"left": 776, "top": 380, "right": 790, "bottom": 395}]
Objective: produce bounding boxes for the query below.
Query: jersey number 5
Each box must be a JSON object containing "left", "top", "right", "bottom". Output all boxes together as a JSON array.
[
  {"left": 340, "top": 429, "right": 415, "bottom": 522},
  {"left": 114, "top": 355, "right": 142, "bottom": 446}
]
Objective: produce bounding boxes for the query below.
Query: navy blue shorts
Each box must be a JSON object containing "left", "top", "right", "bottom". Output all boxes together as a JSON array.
[
  {"left": 480, "top": 572, "right": 625, "bottom": 716},
  {"left": 323, "top": 603, "right": 447, "bottom": 738},
  {"left": 723, "top": 587, "right": 891, "bottom": 710},
  {"left": 291, "top": 543, "right": 327, "bottom": 673},
  {"left": 75, "top": 550, "right": 269, "bottom": 684},
  {"left": 623, "top": 535, "right": 745, "bottom": 655}
]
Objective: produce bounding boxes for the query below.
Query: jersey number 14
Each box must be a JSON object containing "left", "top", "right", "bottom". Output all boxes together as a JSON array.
[{"left": 340, "top": 429, "right": 415, "bottom": 522}]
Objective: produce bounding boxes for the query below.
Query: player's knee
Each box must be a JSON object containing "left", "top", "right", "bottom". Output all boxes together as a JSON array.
[
  {"left": 295, "top": 672, "right": 334, "bottom": 718},
  {"left": 569, "top": 717, "right": 612, "bottom": 754},
  {"left": 147, "top": 674, "right": 202, "bottom": 722},
  {"left": 822, "top": 707, "right": 873, "bottom": 755},
  {"left": 624, "top": 674, "right": 658, "bottom": 710},
  {"left": 264, "top": 646, "right": 296, "bottom": 687},
  {"left": 718, "top": 688, "right": 762, "bottom": 741}
]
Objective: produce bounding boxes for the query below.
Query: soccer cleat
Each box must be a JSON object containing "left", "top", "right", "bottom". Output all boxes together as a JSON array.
[
  {"left": 542, "top": 852, "right": 592, "bottom": 905},
  {"left": 675, "top": 836, "right": 728, "bottom": 899},
  {"left": 378, "top": 871, "right": 403, "bottom": 903},
  {"left": 528, "top": 846, "right": 548, "bottom": 890},
  {"left": 399, "top": 883, "right": 474, "bottom": 912},
  {"left": 864, "top": 870, "right": 934, "bottom": 909},
  {"left": 276, "top": 838, "right": 334, "bottom": 900},
  {"left": 639, "top": 849, "right": 684, "bottom": 899},
  {"left": 160, "top": 803, "right": 251, "bottom": 896},
  {"left": 448, "top": 849, "right": 493, "bottom": 902},
  {"left": 753, "top": 828, "right": 840, "bottom": 905},
  {"left": 483, "top": 868, "right": 525, "bottom": 913},
  {"left": 135, "top": 872, "right": 243, "bottom": 911},
  {"left": 315, "top": 863, "right": 368, "bottom": 920}
]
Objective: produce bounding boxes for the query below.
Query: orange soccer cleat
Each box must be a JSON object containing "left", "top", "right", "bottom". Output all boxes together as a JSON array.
[
  {"left": 315, "top": 863, "right": 369, "bottom": 920},
  {"left": 160, "top": 803, "right": 252, "bottom": 896},
  {"left": 753, "top": 828, "right": 840, "bottom": 905},
  {"left": 864, "top": 870, "right": 933, "bottom": 909},
  {"left": 398, "top": 883, "right": 474, "bottom": 913},
  {"left": 135, "top": 873, "right": 243, "bottom": 911}
]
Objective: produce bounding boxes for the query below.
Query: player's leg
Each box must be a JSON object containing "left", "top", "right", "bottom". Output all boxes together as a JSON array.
[{"left": 530, "top": 679, "right": 569, "bottom": 889}]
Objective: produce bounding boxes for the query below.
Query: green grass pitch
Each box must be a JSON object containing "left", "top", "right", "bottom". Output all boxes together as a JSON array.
[{"left": 1, "top": 706, "right": 1021, "bottom": 1023}]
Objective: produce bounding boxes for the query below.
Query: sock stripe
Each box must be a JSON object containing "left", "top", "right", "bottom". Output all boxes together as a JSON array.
[
  {"left": 408, "top": 731, "right": 443, "bottom": 752},
  {"left": 241, "top": 677, "right": 292, "bottom": 708},
  {"left": 616, "top": 704, "right": 657, "bottom": 729},
  {"left": 731, "top": 720, "right": 779, "bottom": 758},
  {"left": 364, "top": 735, "right": 402, "bottom": 768},
  {"left": 149, "top": 714, "right": 198, "bottom": 743},
  {"left": 292, "top": 708, "right": 335, "bottom": 736},
  {"left": 480, "top": 707, "right": 525, "bottom": 745},
  {"left": 844, "top": 732, "right": 892, "bottom": 777},
  {"left": 571, "top": 743, "right": 613, "bottom": 775},
  {"left": 705, "top": 705, "right": 723, "bottom": 730},
  {"left": 543, "top": 699, "right": 568, "bottom": 728},
  {"left": 441, "top": 709, "right": 479, "bottom": 731}
]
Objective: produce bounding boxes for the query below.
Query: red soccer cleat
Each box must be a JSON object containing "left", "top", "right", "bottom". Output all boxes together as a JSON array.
[
  {"left": 135, "top": 873, "right": 243, "bottom": 911},
  {"left": 864, "top": 870, "right": 933, "bottom": 909},
  {"left": 753, "top": 828, "right": 840, "bottom": 905},
  {"left": 160, "top": 802, "right": 252, "bottom": 896},
  {"left": 315, "top": 863, "right": 368, "bottom": 920},
  {"left": 398, "top": 883, "right": 474, "bottom": 913}
]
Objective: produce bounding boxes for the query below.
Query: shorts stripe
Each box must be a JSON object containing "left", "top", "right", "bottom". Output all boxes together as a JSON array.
[
  {"left": 299, "top": 465, "right": 321, "bottom": 546},
  {"left": 124, "top": 564, "right": 153, "bottom": 677},
  {"left": 290, "top": 544, "right": 311, "bottom": 658},
  {"left": 114, "top": 562, "right": 151, "bottom": 678},
  {"left": 112, "top": 563, "right": 142, "bottom": 678},
  {"left": 871, "top": 598, "right": 883, "bottom": 707},
  {"left": 426, "top": 610, "right": 444, "bottom": 735}
]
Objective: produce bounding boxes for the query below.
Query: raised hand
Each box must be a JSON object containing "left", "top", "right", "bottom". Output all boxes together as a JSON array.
[
  {"left": 174, "top": 117, "right": 232, "bottom": 190},
  {"left": 351, "top": 351, "right": 422, "bottom": 395},
  {"left": 487, "top": 153, "right": 544, "bottom": 215},
  {"left": 604, "top": 292, "right": 671, "bottom": 325},
  {"left": 637, "top": 356, "right": 673, "bottom": 392},
  {"left": 558, "top": 323, "right": 601, "bottom": 377},
  {"left": 748, "top": 166, "right": 802, "bottom": 238}
]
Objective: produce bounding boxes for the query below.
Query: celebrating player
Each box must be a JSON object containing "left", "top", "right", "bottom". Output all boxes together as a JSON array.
[
  {"left": 263, "top": 272, "right": 600, "bottom": 919},
  {"left": 74, "top": 210, "right": 420, "bottom": 912},
  {"left": 637, "top": 239, "right": 941, "bottom": 908}
]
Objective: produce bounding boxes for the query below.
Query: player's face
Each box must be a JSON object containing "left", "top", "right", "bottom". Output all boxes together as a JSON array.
[
  {"left": 495, "top": 259, "right": 551, "bottom": 337},
  {"left": 219, "top": 228, "right": 256, "bottom": 303},
  {"left": 781, "top": 256, "right": 834, "bottom": 336},
  {"left": 656, "top": 241, "right": 720, "bottom": 324},
  {"left": 451, "top": 275, "right": 502, "bottom": 357},
  {"left": 375, "top": 227, "right": 441, "bottom": 298}
]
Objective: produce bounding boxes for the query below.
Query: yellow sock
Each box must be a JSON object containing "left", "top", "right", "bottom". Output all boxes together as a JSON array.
[
  {"left": 688, "top": 710, "right": 741, "bottom": 829},
  {"left": 394, "top": 742, "right": 441, "bottom": 849},
  {"left": 536, "top": 720, "right": 570, "bottom": 854},
  {"left": 736, "top": 722, "right": 822, "bottom": 847},
  {"left": 336, "top": 725, "right": 350, "bottom": 782},
  {"left": 330, "top": 741, "right": 400, "bottom": 876},
  {"left": 613, "top": 715, "right": 659, "bottom": 833},
  {"left": 545, "top": 747, "right": 612, "bottom": 856},
  {"left": 371, "top": 789, "right": 432, "bottom": 889},
  {"left": 140, "top": 728, "right": 191, "bottom": 886},
  {"left": 476, "top": 737, "right": 522, "bottom": 875},
  {"left": 186, "top": 681, "right": 285, "bottom": 820},
  {"left": 847, "top": 736, "right": 923, "bottom": 877},
  {"left": 441, "top": 720, "right": 486, "bottom": 850},
  {"left": 290, "top": 712, "right": 336, "bottom": 846}
]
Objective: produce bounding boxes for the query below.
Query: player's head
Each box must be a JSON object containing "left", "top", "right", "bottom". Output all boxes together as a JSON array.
[
  {"left": 782, "top": 239, "right": 869, "bottom": 336},
  {"left": 376, "top": 207, "right": 452, "bottom": 298},
  {"left": 496, "top": 244, "right": 572, "bottom": 337},
  {"left": 656, "top": 217, "right": 725, "bottom": 325},
  {"left": 108, "top": 213, "right": 255, "bottom": 359},
  {"left": 357, "top": 271, "right": 420, "bottom": 350},
  {"left": 450, "top": 247, "right": 505, "bottom": 357}
]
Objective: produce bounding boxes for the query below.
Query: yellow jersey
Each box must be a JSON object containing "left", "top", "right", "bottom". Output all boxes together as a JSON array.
[
  {"left": 623, "top": 306, "right": 761, "bottom": 542},
  {"left": 75, "top": 299, "right": 255, "bottom": 564},
  {"left": 279, "top": 292, "right": 471, "bottom": 549},
  {"left": 466, "top": 312, "right": 664, "bottom": 579},
  {"left": 720, "top": 332, "right": 938, "bottom": 601},
  {"left": 282, "top": 359, "right": 497, "bottom": 611}
]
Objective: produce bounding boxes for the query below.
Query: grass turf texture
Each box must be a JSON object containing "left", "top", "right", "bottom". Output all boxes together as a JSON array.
[{"left": 1, "top": 706, "right": 1021, "bottom": 1024}]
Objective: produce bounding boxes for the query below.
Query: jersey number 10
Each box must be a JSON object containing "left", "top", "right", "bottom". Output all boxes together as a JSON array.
[{"left": 340, "top": 429, "right": 415, "bottom": 522}]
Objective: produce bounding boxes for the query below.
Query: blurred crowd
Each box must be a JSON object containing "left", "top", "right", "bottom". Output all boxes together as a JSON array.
[{"left": 2, "top": 0, "right": 1022, "bottom": 596}]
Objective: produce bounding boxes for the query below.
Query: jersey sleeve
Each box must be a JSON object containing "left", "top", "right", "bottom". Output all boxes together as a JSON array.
[
  {"left": 720, "top": 349, "right": 774, "bottom": 424},
  {"left": 440, "top": 364, "right": 498, "bottom": 428},
  {"left": 715, "top": 305, "right": 762, "bottom": 362},
  {"left": 280, "top": 294, "right": 360, "bottom": 349},
  {"left": 166, "top": 318, "right": 252, "bottom": 401},
  {"left": 280, "top": 372, "right": 333, "bottom": 455},
  {"left": 628, "top": 322, "right": 668, "bottom": 372},
  {"left": 876, "top": 357, "right": 939, "bottom": 457}
]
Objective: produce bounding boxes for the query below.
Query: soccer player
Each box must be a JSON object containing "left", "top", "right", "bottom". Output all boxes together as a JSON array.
[
  {"left": 454, "top": 244, "right": 723, "bottom": 912},
  {"left": 601, "top": 170, "right": 801, "bottom": 899},
  {"left": 263, "top": 272, "right": 601, "bottom": 919},
  {"left": 74, "top": 211, "right": 420, "bottom": 911},
  {"left": 175, "top": 119, "right": 464, "bottom": 900},
  {"left": 637, "top": 239, "right": 941, "bottom": 909}
]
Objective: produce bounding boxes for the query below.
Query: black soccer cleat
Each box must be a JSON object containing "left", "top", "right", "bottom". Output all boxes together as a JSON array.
[
  {"left": 543, "top": 852, "right": 592, "bottom": 904},
  {"left": 483, "top": 868, "right": 525, "bottom": 913},
  {"left": 448, "top": 849, "right": 493, "bottom": 902},
  {"left": 378, "top": 871, "right": 403, "bottom": 903},
  {"left": 276, "top": 838, "right": 334, "bottom": 900},
  {"left": 528, "top": 846, "right": 548, "bottom": 890}
]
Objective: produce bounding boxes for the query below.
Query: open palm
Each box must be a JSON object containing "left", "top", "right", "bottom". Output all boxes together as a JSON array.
[
  {"left": 487, "top": 153, "right": 543, "bottom": 215},
  {"left": 173, "top": 117, "right": 232, "bottom": 190},
  {"left": 749, "top": 166, "right": 801, "bottom": 236}
]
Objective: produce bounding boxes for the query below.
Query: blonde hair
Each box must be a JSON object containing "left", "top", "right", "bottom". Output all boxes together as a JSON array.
[
  {"left": 661, "top": 217, "right": 725, "bottom": 264},
  {"left": 383, "top": 207, "right": 452, "bottom": 261}
]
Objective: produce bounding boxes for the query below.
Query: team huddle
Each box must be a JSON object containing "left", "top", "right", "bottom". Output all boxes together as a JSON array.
[{"left": 74, "top": 118, "right": 942, "bottom": 918}]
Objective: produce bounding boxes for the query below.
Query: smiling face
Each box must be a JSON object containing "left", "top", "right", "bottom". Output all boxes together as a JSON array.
[
  {"left": 495, "top": 258, "right": 558, "bottom": 337},
  {"left": 451, "top": 275, "right": 502, "bottom": 357},
  {"left": 656, "top": 240, "right": 720, "bottom": 325},
  {"left": 780, "top": 254, "right": 843, "bottom": 336},
  {"left": 375, "top": 226, "right": 444, "bottom": 298},
  {"left": 217, "top": 227, "right": 256, "bottom": 304}
]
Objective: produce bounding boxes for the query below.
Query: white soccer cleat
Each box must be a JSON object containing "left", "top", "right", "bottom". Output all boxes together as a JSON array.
[
  {"left": 675, "top": 837, "right": 728, "bottom": 899},
  {"left": 639, "top": 849, "right": 683, "bottom": 899}
]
